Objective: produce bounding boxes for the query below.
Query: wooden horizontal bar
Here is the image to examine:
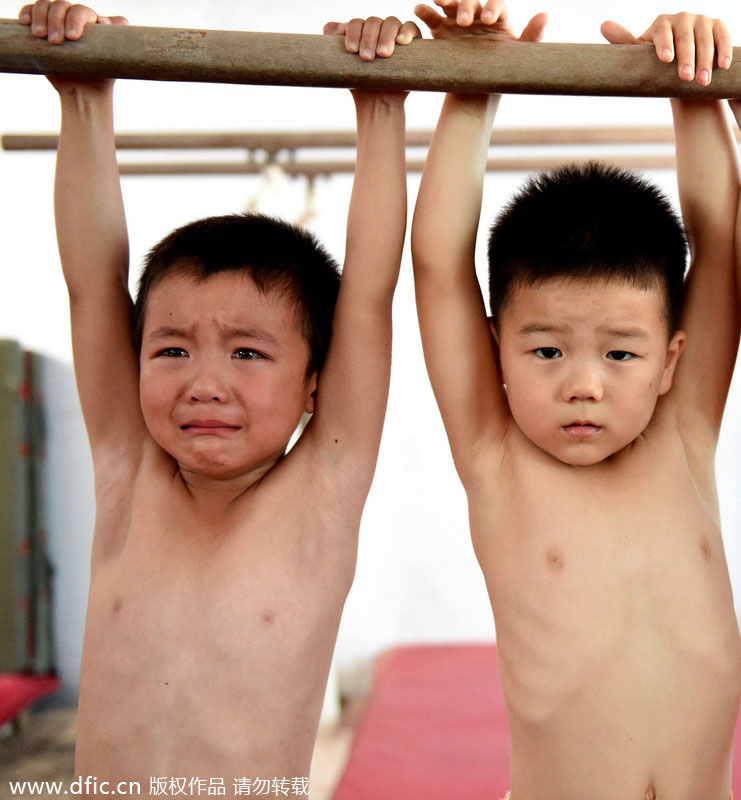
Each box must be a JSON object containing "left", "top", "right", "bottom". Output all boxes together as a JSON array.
[
  {"left": 1, "top": 19, "right": 740, "bottom": 97},
  {"left": 2, "top": 126, "right": 688, "bottom": 152},
  {"left": 115, "top": 154, "right": 677, "bottom": 176}
]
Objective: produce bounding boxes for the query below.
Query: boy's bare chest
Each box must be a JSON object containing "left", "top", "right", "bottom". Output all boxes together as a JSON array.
[
  {"left": 472, "top": 428, "right": 719, "bottom": 563},
  {"left": 473, "top": 461, "right": 723, "bottom": 625},
  {"left": 77, "top": 474, "right": 354, "bottom": 777},
  {"left": 468, "top": 429, "right": 737, "bottom": 688},
  {"left": 90, "top": 473, "right": 354, "bottom": 656}
]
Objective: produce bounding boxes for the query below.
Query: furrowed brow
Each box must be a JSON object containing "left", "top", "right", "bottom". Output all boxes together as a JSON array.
[
  {"left": 222, "top": 325, "right": 280, "bottom": 347},
  {"left": 146, "top": 325, "right": 194, "bottom": 341}
]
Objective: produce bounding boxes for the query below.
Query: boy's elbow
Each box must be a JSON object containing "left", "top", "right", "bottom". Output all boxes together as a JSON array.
[
  {"left": 411, "top": 212, "right": 453, "bottom": 277},
  {"left": 411, "top": 226, "right": 434, "bottom": 276},
  {"left": 411, "top": 235, "right": 447, "bottom": 282}
]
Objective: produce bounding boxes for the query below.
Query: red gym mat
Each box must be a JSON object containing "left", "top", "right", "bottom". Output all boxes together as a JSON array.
[
  {"left": 0, "top": 673, "right": 60, "bottom": 727},
  {"left": 331, "top": 643, "right": 741, "bottom": 800},
  {"left": 332, "top": 644, "right": 509, "bottom": 800}
]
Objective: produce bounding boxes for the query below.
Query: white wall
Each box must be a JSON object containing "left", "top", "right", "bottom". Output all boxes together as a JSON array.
[{"left": 1, "top": 0, "right": 740, "bottom": 699}]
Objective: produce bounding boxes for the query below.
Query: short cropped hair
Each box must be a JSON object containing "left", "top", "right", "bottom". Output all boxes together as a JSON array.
[
  {"left": 487, "top": 162, "right": 688, "bottom": 334},
  {"left": 134, "top": 213, "right": 340, "bottom": 376}
]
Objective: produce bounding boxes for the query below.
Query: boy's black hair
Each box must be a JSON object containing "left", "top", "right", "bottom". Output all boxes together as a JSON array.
[
  {"left": 487, "top": 162, "right": 688, "bottom": 334},
  {"left": 134, "top": 213, "right": 341, "bottom": 376}
]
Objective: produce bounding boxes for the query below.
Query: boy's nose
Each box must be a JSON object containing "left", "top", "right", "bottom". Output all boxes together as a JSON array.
[
  {"left": 562, "top": 366, "right": 603, "bottom": 403},
  {"left": 187, "top": 368, "right": 230, "bottom": 403}
]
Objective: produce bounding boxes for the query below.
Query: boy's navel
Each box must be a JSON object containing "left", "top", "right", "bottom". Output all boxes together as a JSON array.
[
  {"left": 260, "top": 609, "right": 274, "bottom": 625},
  {"left": 112, "top": 598, "right": 123, "bottom": 615}
]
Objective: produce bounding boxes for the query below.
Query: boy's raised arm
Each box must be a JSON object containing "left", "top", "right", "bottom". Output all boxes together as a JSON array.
[
  {"left": 728, "top": 99, "right": 741, "bottom": 317},
  {"left": 301, "top": 17, "right": 419, "bottom": 493},
  {"left": 603, "top": 14, "right": 740, "bottom": 442},
  {"left": 671, "top": 93, "right": 739, "bottom": 441},
  {"left": 21, "top": 3, "right": 146, "bottom": 461},
  {"left": 411, "top": 0, "right": 546, "bottom": 484}
]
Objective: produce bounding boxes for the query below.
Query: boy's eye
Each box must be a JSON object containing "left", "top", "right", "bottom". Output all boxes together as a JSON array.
[
  {"left": 534, "top": 347, "right": 562, "bottom": 359},
  {"left": 233, "top": 348, "right": 263, "bottom": 360},
  {"left": 606, "top": 350, "right": 635, "bottom": 361},
  {"left": 158, "top": 347, "right": 187, "bottom": 357}
]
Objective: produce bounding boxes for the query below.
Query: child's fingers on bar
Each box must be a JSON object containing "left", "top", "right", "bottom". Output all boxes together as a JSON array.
[
  {"left": 322, "top": 21, "right": 346, "bottom": 36},
  {"left": 519, "top": 11, "right": 547, "bottom": 42},
  {"left": 642, "top": 15, "right": 674, "bottom": 63},
  {"left": 693, "top": 16, "right": 715, "bottom": 85},
  {"left": 671, "top": 14, "right": 696, "bottom": 81},
  {"left": 414, "top": 4, "right": 445, "bottom": 32},
  {"left": 46, "top": 0, "right": 72, "bottom": 43},
  {"left": 439, "top": 1, "right": 464, "bottom": 22},
  {"left": 65, "top": 4, "right": 100, "bottom": 40},
  {"left": 455, "top": 0, "right": 479, "bottom": 27},
  {"left": 713, "top": 19, "right": 732, "bottom": 69},
  {"left": 30, "top": 0, "right": 52, "bottom": 37},
  {"left": 396, "top": 20, "right": 422, "bottom": 44},
  {"left": 481, "top": 0, "right": 507, "bottom": 26},
  {"left": 358, "top": 16, "right": 384, "bottom": 60},
  {"left": 600, "top": 21, "right": 637, "bottom": 46},
  {"left": 343, "top": 17, "right": 365, "bottom": 53},
  {"left": 322, "top": 22, "right": 347, "bottom": 36},
  {"left": 377, "top": 16, "right": 403, "bottom": 57}
]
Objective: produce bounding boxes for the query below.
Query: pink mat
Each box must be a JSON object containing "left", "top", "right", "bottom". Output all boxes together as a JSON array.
[{"left": 332, "top": 643, "right": 741, "bottom": 799}]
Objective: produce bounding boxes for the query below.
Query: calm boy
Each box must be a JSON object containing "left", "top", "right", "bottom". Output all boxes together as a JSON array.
[
  {"left": 20, "top": 1, "right": 420, "bottom": 795},
  {"left": 413, "top": 2, "right": 741, "bottom": 798}
]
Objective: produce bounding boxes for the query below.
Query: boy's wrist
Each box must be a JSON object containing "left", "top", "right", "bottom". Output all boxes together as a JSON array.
[
  {"left": 352, "top": 92, "right": 407, "bottom": 129},
  {"left": 59, "top": 85, "right": 114, "bottom": 119},
  {"left": 351, "top": 90, "right": 408, "bottom": 110},
  {"left": 56, "top": 80, "right": 115, "bottom": 104},
  {"left": 446, "top": 92, "right": 500, "bottom": 107},
  {"left": 443, "top": 92, "right": 501, "bottom": 127}
]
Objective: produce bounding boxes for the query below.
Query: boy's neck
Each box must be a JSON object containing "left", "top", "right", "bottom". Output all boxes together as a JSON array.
[{"left": 177, "top": 457, "right": 281, "bottom": 512}]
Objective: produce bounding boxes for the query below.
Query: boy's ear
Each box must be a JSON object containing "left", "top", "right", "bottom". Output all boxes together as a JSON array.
[
  {"left": 304, "top": 372, "right": 318, "bottom": 415},
  {"left": 658, "top": 329, "right": 687, "bottom": 395},
  {"left": 487, "top": 316, "right": 505, "bottom": 386}
]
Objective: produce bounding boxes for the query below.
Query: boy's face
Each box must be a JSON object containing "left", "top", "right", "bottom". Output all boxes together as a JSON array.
[
  {"left": 494, "top": 277, "right": 685, "bottom": 466},
  {"left": 139, "top": 270, "right": 316, "bottom": 483}
]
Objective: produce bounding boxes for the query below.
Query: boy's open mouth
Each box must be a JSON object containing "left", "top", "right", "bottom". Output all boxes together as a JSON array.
[{"left": 562, "top": 421, "right": 602, "bottom": 438}]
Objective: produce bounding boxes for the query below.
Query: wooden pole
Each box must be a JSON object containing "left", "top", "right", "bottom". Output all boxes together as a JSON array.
[
  {"left": 1, "top": 19, "right": 740, "bottom": 98},
  {"left": 112, "top": 155, "right": 676, "bottom": 177},
  {"left": 2, "top": 127, "right": 685, "bottom": 152}
]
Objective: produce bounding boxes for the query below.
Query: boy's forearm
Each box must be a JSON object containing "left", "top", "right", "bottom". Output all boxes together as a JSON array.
[
  {"left": 728, "top": 101, "right": 741, "bottom": 304},
  {"left": 55, "top": 87, "right": 129, "bottom": 301},
  {"left": 670, "top": 97, "right": 740, "bottom": 432},
  {"left": 671, "top": 99, "right": 738, "bottom": 253},
  {"left": 412, "top": 93, "right": 499, "bottom": 277},
  {"left": 304, "top": 92, "right": 407, "bottom": 472},
  {"left": 342, "top": 93, "right": 407, "bottom": 302}
]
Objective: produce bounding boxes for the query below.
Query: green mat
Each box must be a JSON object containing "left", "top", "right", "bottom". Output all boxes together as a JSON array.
[{"left": 0, "top": 340, "right": 54, "bottom": 674}]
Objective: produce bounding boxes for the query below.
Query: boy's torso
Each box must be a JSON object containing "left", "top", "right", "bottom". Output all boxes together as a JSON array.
[
  {"left": 75, "top": 441, "right": 357, "bottom": 795},
  {"left": 468, "top": 405, "right": 741, "bottom": 800}
]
